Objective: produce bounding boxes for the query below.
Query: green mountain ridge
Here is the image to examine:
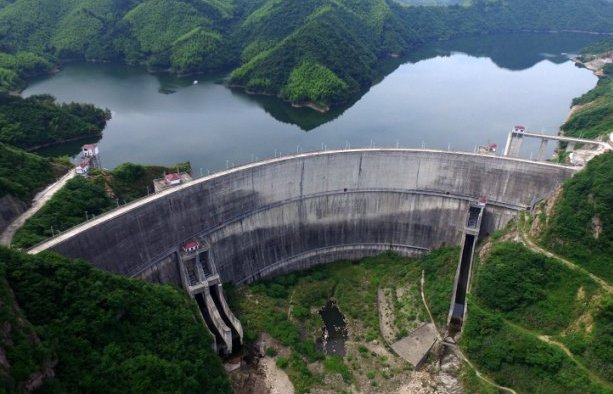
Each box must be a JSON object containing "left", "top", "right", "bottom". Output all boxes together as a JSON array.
[{"left": 0, "top": 0, "right": 612, "bottom": 107}]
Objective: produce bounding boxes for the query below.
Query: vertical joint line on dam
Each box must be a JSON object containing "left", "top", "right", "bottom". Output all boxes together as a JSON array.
[{"left": 447, "top": 198, "right": 486, "bottom": 337}]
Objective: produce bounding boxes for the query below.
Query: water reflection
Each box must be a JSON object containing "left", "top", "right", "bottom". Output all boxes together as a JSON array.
[
  {"left": 226, "top": 32, "right": 600, "bottom": 131},
  {"left": 229, "top": 88, "right": 359, "bottom": 131},
  {"left": 406, "top": 32, "right": 597, "bottom": 71},
  {"left": 23, "top": 33, "right": 600, "bottom": 172}
]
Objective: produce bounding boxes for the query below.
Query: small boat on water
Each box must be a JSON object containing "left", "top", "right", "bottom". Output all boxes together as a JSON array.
[{"left": 193, "top": 80, "right": 198, "bottom": 85}]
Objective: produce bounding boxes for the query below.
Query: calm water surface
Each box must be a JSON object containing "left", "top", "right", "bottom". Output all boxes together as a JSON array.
[
  {"left": 24, "top": 33, "right": 600, "bottom": 172},
  {"left": 317, "top": 300, "right": 348, "bottom": 356}
]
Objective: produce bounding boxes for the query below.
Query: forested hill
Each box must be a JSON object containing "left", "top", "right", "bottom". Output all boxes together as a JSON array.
[
  {"left": 0, "top": 0, "right": 612, "bottom": 108},
  {"left": 0, "top": 247, "right": 231, "bottom": 392}
]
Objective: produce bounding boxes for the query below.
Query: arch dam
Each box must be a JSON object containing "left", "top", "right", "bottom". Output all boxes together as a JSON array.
[{"left": 29, "top": 149, "right": 576, "bottom": 349}]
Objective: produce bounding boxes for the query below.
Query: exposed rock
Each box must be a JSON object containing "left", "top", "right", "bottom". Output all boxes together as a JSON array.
[
  {"left": 592, "top": 215, "right": 602, "bottom": 239},
  {"left": 0, "top": 194, "right": 27, "bottom": 234},
  {"left": 435, "top": 351, "right": 462, "bottom": 394},
  {"left": 395, "top": 348, "right": 463, "bottom": 394},
  {"left": 23, "top": 359, "right": 56, "bottom": 392},
  {"left": 529, "top": 186, "right": 563, "bottom": 239},
  {"left": 261, "top": 357, "right": 294, "bottom": 394}
]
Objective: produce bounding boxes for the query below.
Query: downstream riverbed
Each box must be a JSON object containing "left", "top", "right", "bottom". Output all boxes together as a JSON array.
[{"left": 24, "top": 33, "right": 600, "bottom": 172}]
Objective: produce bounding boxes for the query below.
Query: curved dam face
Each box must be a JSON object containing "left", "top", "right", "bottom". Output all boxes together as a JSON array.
[{"left": 31, "top": 149, "right": 575, "bottom": 285}]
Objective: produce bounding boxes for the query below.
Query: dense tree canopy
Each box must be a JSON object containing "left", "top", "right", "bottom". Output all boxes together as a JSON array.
[
  {"left": 12, "top": 161, "right": 192, "bottom": 248},
  {"left": 0, "top": 93, "right": 109, "bottom": 150},
  {"left": 0, "top": 143, "right": 68, "bottom": 199},
  {"left": 0, "top": 247, "right": 231, "bottom": 392}
]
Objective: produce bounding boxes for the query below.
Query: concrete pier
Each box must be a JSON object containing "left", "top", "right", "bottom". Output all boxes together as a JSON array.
[
  {"left": 29, "top": 149, "right": 575, "bottom": 286},
  {"left": 503, "top": 129, "right": 607, "bottom": 161}
]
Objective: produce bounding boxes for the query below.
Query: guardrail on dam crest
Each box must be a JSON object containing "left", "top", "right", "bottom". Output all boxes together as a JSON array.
[{"left": 30, "top": 149, "right": 576, "bottom": 287}]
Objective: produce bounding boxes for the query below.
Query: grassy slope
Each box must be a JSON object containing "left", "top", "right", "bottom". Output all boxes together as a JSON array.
[
  {"left": 421, "top": 246, "right": 459, "bottom": 329},
  {"left": 0, "top": 247, "right": 231, "bottom": 392},
  {"left": 464, "top": 241, "right": 611, "bottom": 393},
  {"left": 540, "top": 152, "right": 613, "bottom": 282}
]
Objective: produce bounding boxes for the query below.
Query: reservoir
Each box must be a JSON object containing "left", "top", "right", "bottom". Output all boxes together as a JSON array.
[{"left": 24, "top": 33, "right": 600, "bottom": 172}]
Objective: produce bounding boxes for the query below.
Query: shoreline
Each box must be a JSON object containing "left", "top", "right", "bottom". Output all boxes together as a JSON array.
[
  {"left": 290, "top": 101, "right": 329, "bottom": 113},
  {"left": 561, "top": 52, "right": 609, "bottom": 136},
  {"left": 227, "top": 82, "right": 332, "bottom": 113},
  {"left": 26, "top": 133, "right": 102, "bottom": 152},
  {"left": 12, "top": 30, "right": 612, "bottom": 114},
  {"left": 519, "top": 29, "right": 613, "bottom": 36}
]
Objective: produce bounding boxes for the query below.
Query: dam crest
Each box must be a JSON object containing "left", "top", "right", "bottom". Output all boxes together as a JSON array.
[{"left": 30, "top": 148, "right": 575, "bottom": 284}]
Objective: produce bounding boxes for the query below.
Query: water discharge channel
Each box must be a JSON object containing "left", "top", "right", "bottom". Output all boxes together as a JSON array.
[{"left": 318, "top": 300, "right": 348, "bottom": 356}]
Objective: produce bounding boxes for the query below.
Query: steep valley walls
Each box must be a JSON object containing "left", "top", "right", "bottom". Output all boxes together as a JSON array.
[{"left": 29, "top": 149, "right": 576, "bottom": 285}]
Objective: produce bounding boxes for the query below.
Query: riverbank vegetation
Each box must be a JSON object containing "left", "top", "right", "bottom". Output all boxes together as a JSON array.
[
  {"left": 228, "top": 250, "right": 459, "bottom": 392},
  {"left": 0, "top": 93, "right": 110, "bottom": 150},
  {"left": 12, "top": 161, "right": 191, "bottom": 248},
  {"left": 0, "top": 247, "right": 230, "bottom": 392},
  {"left": 0, "top": 0, "right": 611, "bottom": 109},
  {"left": 0, "top": 51, "right": 53, "bottom": 92},
  {"left": 563, "top": 39, "right": 612, "bottom": 140}
]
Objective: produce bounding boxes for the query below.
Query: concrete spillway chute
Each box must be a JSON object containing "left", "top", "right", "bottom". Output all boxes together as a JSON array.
[
  {"left": 447, "top": 199, "right": 486, "bottom": 337},
  {"left": 179, "top": 242, "right": 243, "bottom": 355}
]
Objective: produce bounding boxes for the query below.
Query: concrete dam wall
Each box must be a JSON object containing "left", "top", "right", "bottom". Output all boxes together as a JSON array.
[{"left": 30, "top": 149, "right": 576, "bottom": 285}]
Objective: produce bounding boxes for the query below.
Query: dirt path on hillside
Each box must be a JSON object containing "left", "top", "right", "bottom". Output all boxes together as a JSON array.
[
  {"left": 503, "top": 318, "right": 611, "bottom": 389},
  {"left": 0, "top": 170, "right": 76, "bottom": 247},
  {"left": 518, "top": 227, "right": 612, "bottom": 293}
]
